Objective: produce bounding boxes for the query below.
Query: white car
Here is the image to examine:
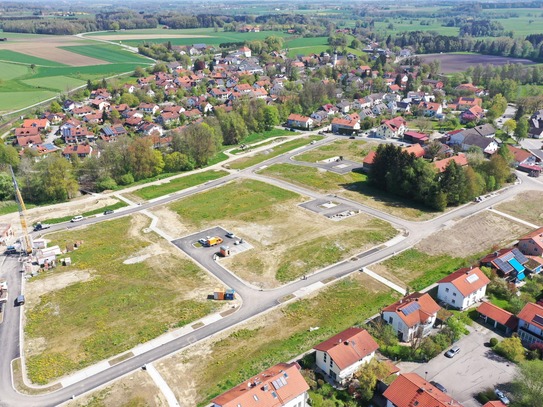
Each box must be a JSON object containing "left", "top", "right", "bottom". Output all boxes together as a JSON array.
[
  {"left": 494, "top": 389, "right": 510, "bottom": 405},
  {"left": 70, "top": 215, "right": 84, "bottom": 222}
]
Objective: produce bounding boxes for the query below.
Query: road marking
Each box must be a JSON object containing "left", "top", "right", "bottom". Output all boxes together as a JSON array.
[
  {"left": 361, "top": 267, "right": 406, "bottom": 295},
  {"left": 488, "top": 208, "right": 539, "bottom": 229},
  {"left": 144, "top": 364, "right": 180, "bottom": 407}
]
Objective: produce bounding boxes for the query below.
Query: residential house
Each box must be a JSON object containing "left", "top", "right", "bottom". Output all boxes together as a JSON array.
[
  {"left": 381, "top": 292, "right": 441, "bottom": 342},
  {"left": 336, "top": 100, "right": 351, "bottom": 113},
  {"left": 529, "top": 109, "right": 543, "bottom": 138},
  {"left": 480, "top": 248, "right": 529, "bottom": 282},
  {"left": 437, "top": 267, "right": 490, "bottom": 310},
  {"left": 314, "top": 327, "right": 379, "bottom": 385},
  {"left": 372, "top": 103, "right": 389, "bottom": 116},
  {"left": 448, "top": 129, "right": 498, "bottom": 155},
  {"left": 138, "top": 122, "right": 163, "bottom": 137},
  {"left": 62, "top": 144, "right": 92, "bottom": 159},
  {"left": 73, "top": 106, "right": 94, "bottom": 117},
  {"left": 471, "top": 123, "right": 496, "bottom": 138},
  {"left": 433, "top": 155, "right": 468, "bottom": 173},
  {"left": 210, "top": 362, "right": 309, "bottom": 407},
  {"left": 138, "top": 103, "right": 160, "bottom": 115},
  {"left": 477, "top": 301, "right": 518, "bottom": 336},
  {"left": 16, "top": 134, "right": 42, "bottom": 147},
  {"left": 451, "top": 97, "right": 482, "bottom": 111},
  {"left": 455, "top": 83, "right": 484, "bottom": 95},
  {"left": 506, "top": 145, "right": 540, "bottom": 168},
  {"left": 524, "top": 255, "right": 543, "bottom": 275},
  {"left": 239, "top": 46, "right": 252, "bottom": 58},
  {"left": 518, "top": 227, "right": 543, "bottom": 257},
  {"left": 61, "top": 126, "right": 95, "bottom": 144},
  {"left": 383, "top": 373, "right": 463, "bottom": 407},
  {"left": 396, "top": 101, "right": 411, "bottom": 114},
  {"left": 22, "top": 118, "right": 50, "bottom": 131},
  {"left": 331, "top": 115, "right": 360, "bottom": 134},
  {"left": 362, "top": 151, "right": 377, "bottom": 172},
  {"left": 482, "top": 402, "right": 508, "bottom": 407},
  {"left": 375, "top": 116, "right": 407, "bottom": 139},
  {"left": 403, "top": 131, "right": 428, "bottom": 144},
  {"left": 418, "top": 101, "right": 442, "bottom": 117},
  {"left": 460, "top": 105, "right": 484, "bottom": 123},
  {"left": 421, "top": 79, "right": 444, "bottom": 89},
  {"left": 156, "top": 111, "right": 180, "bottom": 126},
  {"left": 286, "top": 114, "right": 313, "bottom": 130},
  {"left": 517, "top": 302, "right": 543, "bottom": 347}
]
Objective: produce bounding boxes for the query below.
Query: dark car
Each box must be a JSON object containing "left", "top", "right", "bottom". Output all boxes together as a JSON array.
[
  {"left": 445, "top": 346, "right": 460, "bottom": 358},
  {"left": 430, "top": 381, "right": 447, "bottom": 393},
  {"left": 103, "top": 210, "right": 114, "bottom": 215}
]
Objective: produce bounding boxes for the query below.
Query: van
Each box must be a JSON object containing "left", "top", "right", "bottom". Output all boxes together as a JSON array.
[
  {"left": 15, "top": 295, "right": 25, "bottom": 305},
  {"left": 71, "top": 215, "right": 84, "bottom": 222}
]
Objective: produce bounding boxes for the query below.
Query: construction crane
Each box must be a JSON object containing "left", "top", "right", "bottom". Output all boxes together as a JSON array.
[{"left": 10, "top": 165, "right": 32, "bottom": 255}]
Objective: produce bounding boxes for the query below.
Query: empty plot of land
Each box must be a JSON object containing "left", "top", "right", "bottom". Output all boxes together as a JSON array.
[
  {"left": 90, "top": 34, "right": 212, "bottom": 41},
  {"left": 496, "top": 190, "right": 543, "bottom": 227},
  {"left": 294, "top": 139, "right": 376, "bottom": 163},
  {"left": 421, "top": 53, "right": 537, "bottom": 73},
  {"left": 166, "top": 179, "right": 396, "bottom": 286}
]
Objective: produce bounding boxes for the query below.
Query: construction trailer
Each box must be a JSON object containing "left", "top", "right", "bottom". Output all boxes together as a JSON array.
[
  {"left": 213, "top": 288, "right": 236, "bottom": 300},
  {"left": 36, "top": 245, "right": 61, "bottom": 267},
  {"left": 219, "top": 245, "right": 230, "bottom": 257}
]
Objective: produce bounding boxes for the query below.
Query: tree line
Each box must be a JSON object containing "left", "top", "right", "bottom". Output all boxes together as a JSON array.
[{"left": 368, "top": 144, "right": 513, "bottom": 211}]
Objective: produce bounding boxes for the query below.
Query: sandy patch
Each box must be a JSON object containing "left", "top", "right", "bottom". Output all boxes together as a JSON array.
[
  {"left": 496, "top": 190, "right": 543, "bottom": 226},
  {"left": 0, "top": 36, "right": 108, "bottom": 66},
  {"left": 151, "top": 207, "right": 190, "bottom": 238},
  {"left": 416, "top": 211, "right": 531, "bottom": 257},
  {"left": 89, "top": 34, "right": 212, "bottom": 41}
]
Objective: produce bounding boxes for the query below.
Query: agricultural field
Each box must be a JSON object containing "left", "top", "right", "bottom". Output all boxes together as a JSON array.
[
  {"left": 260, "top": 163, "right": 438, "bottom": 220},
  {"left": 372, "top": 19, "right": 460, "bottom": 36},
  {"left": 164, "top": 178, "right": 396, "bottom": 286},
  {"left": 293, "top": 139, "right": 376, "bottom": 163},
  {"left": 227, "top": 135, "right": 323, "bottom": 170},
  {"left": 496, "top": 190, "right": 543, "bottom": 226},
  {"left": 24, "top": 215, "right": 222, "bottom": 384},
  {"left": 0, "top": 36, "right": 152, "bottom": 113},
  {"left": 372, "top": 210, "right": 531, "bottom": 291},
  {"left": 155, "top": 273, "right": 399, "bottom": 406},
  {"left": 285, "top": 36, "right": 363, "bottom": 58},
  {"left": 421, "top": 53, "right": 537, "bottom": 74}
]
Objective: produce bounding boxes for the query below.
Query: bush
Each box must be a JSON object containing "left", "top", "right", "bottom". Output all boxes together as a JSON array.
[
  {"left": 476, "top": 388, "right": 495, "bottom": 404},
  {"left": 118, "top": 173, "right": 135, "bottom": 186},
  {"left": 96, "top": 176, "right": 117, "bottom": 191},
  {"left": 494, "top": 337, "right": 525, "bottom": 362},
  {"left": 489, "top": 337, "right": 499, "bottom": 347}
]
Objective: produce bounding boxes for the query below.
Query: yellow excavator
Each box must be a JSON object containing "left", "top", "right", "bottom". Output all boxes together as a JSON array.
[{"left": 9, "top": 165, "right": 32, "bottom": 255}]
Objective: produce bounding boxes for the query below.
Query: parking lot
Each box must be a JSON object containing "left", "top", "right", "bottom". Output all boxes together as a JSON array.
[
  {"left": 399, "top": 325, "right": 517, "bottom": 407},
  {"left": 299, "top": 199, "right": 360, "bottom": 220}
]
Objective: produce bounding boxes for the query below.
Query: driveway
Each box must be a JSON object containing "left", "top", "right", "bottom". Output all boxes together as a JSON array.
[{"left": 399, "top": 325, "right": 517, "bottom": 407}]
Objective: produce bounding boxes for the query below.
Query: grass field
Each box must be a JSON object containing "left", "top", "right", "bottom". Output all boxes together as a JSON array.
[
  {"left": 168, "top": 178, "right": 395, "bottom": 285},
  {"left": 155, "top": 273, "right": 400, "bottom": 406},
  {"left": 22, "top": 76, "right": 86, "bottom": 92},
  {"left": 25, "top": 216, "right": 219, "bottom": 384},
  {"left": 228, "top": 135, "right": 323, "bottom": 170},
  {"left": 496, "top": 190, "right": 543, "bottom": 226},
  {"left": 0, "top": 50, "right": 66, "bottom": 67},
  {"left": 0, "top": 61, "right": 29, "bottom": 80},
  {"left": 132, "top": 170, "right": 229, "bottom": 201},
  {"left": 294, "top": 139, "right": 374, "bottom": 163},
  {"left": 60, "top": 45, "right": 151, "bottom": 64}
]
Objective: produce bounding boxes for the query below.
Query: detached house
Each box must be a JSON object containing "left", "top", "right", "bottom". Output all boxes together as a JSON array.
[
  {"left": 480, "top": 248, "right": 529, "bottom": 282},
  {"left": 314, "top": 327, "right": 379, "bottom": 385},
  {"left": 286, "top": 114, "right": 313, "bottom": 130},
  {"left": 381, "top": 292, "right": 440, "bottom": 342},
  {"left": 518, "top": 227, "right": 543, "bottom": 257},
  {"left": 331, "top": 114, "right": 360, "bottom": 134},
  {"left": 517, "top": 302, "right": 543, "bottom": 347},
  {"left": 62, "top": 144, "right": 92, "bottom": 159},
  {"left": 384, "top": 373, "right": 463, "bottom": 407},
  {"left": 211, "top": 362, "right": 309, "bottom": 407},
  {"left": 437, "top": 267, "right": 490, "bottom": 310},
  {"left": 375, "top": 116, "right": 407, "bottom": 139}
]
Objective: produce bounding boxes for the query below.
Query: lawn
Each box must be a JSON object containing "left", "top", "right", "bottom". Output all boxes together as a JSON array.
[
  {"left": 294, "top": 139, "right": 373, "bottom": 163},
  {"left": 0, "top": 61, "right": 29, "bottom": 80},
  {"left": 0, "top": 50, "right": 66, "bottom": 67},
  {"left": 0, "top": 200, "right": 36, "bottom": 215},
  {"left": 132, "top": 170, "right": 229, "bottom": 201},
  {"left": 0, "top": 90, "right": 57, "bottom": 111},
  {"left": 60, "top": 45, "right": 151, "bottom": 64},
  {"left": 169, "top": 179, "right": 297, "bottom": 228},
  {"left": 31, "top": 63, "right": 149, "bottom": 79},
  {"left": 22, "top": 75, "right": 86, "bottom": 92},
  {"left": 242, "top": 128, "right": 294, "bottom": 145},
  {"left": 155, "top": 273, "right": 400, "bottom": 406},
  {"left": 39, "top": 201, "right": 129, "bottom": 224},
  {"left": 228, "top": 135, "right": 323, "bottom": 170},
  {"left": 24, "top": 216, "right": 218, "bottom": 384}
]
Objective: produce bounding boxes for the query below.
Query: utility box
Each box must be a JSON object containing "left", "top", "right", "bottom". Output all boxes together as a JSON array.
[{"left": 214, "top": 288, "right": 225, "bottom": 300}]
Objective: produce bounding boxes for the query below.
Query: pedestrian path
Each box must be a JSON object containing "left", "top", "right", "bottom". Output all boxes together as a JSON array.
[
  {"left": 488, "top": 208, "right": 539, "bottom": 229},
  {"left": 362, "top": 267, "right": 406, "bottom": 295},
  {"left": 145, "top": 364, "right": 180, "bottom": 407}
]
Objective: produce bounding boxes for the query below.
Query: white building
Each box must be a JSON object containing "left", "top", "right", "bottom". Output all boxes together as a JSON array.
[
  {"left": 211, "top": 362, "right": 309, "bottom": 407},
  {"left": 374, "top": 116, "right": 407, "bottom": 138},
  {"left": 381, "top": 292, "right": 440, "bottom": 342},
  {"left": 314, "top": 327, "right": 379, "bottom": 385},
  {"left": 437, "top": 267, "right": 490, "bottom": 310},
  {"left": 517, "top": 302, "right": 543, "bottom": 347}
]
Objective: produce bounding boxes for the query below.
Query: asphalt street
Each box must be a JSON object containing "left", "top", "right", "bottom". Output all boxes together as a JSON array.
[{"left": 0, "top": 133, "right": 541, "bottom": 406}]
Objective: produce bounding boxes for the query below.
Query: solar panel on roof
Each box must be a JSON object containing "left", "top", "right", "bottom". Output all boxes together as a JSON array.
[
  {"left": 512, "top": 248, "right": 528, "bottom": 264},
  {"left": 102, "top": 126, "right": 114, "bottom": 136},
  {"left": 466, "top": 274, "right": 479, "bottom": 284},
  {"left": 494, "top": 258, "right": 514, "bottom": 274},
  {"left": 272, "top": 379, "right": 285, "bottom": 390},
  {"left": 401, "top": 302, "right": 421, "bottom": 316},
  {"left": 501, "top": 252, "right": 514, "bottom": 262},
  {"left": 533, "top": 314, "right": 543, "bottom": 326}
]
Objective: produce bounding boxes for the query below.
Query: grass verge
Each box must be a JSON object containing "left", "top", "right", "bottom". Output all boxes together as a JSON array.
[
  {"left": 132, "top": 170, "right": 229, "bottom": 201},
  {"left": 40, "top": 201, "right": 128, "bottom": 224},
  {"left": 294, "top": 139, "right": 372, "bottom": 162}
]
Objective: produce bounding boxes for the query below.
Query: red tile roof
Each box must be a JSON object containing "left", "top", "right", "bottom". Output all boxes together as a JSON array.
[
  {"left": 438, "top": 267, "right": 490, "bottom": 297},
  {"left": 433, "top": 155, "right": 469, "bottom": 173},
  {"left": 382, "top": 293, "right": 441, "bottom": 328},
  {"left": 477, "top": 301, "right": 518, "bottom": 330},
  {"left": 518, "top": 302, "right": 543, "bottom": 330},
  {"left": 22, "top": 118, "right": 49, "bottom": 128},
  {"left": 363, "top": 151, "right": 376, "bottom": 165},
  {"left": 16, "top": 134, "right": 42, "bottom": 147},
  {"left": 506, "top": 145, "right": 534, "bottom": 164},
  {"left": 482, "top": 402, "right": 508, "bottom": 407},
  {"left": 519, "top": 227, "right": 543, "bottom": 244},
  {"left": 403, "top": 143, "right": 425, "bottom": 158},
  {"left": 383, "top": 373, "right": 463, "bottom": 407},
  {"left": 211, "top": 362, "right": 309, "bottom": 407},
  {"left": 287, "top": 113, "right": 312, "bottom": 123},
  {"left": 63, "top": 144, "right": 91, "bottom": 156},
  {"left": 314, "top": 328, "right": 379, "bottom": 370}
]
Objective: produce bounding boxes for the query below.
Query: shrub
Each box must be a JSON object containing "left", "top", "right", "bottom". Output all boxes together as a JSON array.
[
  {"left": 494, "top": 336, "right": 525, "bottom": 363},
  {"left": 489, "top": 337, "right": 499, "bottom": 347},
  {"left": 118, "top": 172, "right": 135, "bottom": 185}
]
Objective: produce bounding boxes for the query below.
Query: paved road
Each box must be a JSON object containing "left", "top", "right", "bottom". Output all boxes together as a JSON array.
[{"left": 0, "top": 134, "right": 541, "bottom": 406}]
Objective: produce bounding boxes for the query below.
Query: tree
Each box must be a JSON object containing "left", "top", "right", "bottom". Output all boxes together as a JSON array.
[
  {"left": 355, "top": 359, "right": 390, "bottom": 402},
  {"left": 413, "top": 117, "right": 433, "bottom": 133},
  {"left": 49, "top": 100, "right": 62, "bottom": 113},
  {"left": 163, "top": 152, "right": 194, "bottom": 172},
  {"left": 514, "top": 361, "right": 543, "bottom": 406},
  {"left": 514, "top": 117, "right": 529, "bottom": 142},
  {"left": 494, "top": 336, "right": 525, "bottom": 362},
  {"left": 180, "top": 123, "right": 222, "bottom": 167},
  {"left": 263, "top": 105, "right": 280, "bottom": 131},
  {"left": 133, "top": 66, "right": 147, "bottom": 78},
  {"left": 0, "top": 144, "right": 20, "bottom": 168},
  {"left": 425, "top": 140, "right": 442, "bottom": 161},
  {"left": 215, "top": 109, "right": 248, "bottom": 145},
  {"left": 22, "top": 155, "right": 78, "bottom": 203},
  {"left": 0, "top": 172, "right": 13, "bottom": 200},
  {"left": 128, "top": 138, "right": 164, "bottom": 180},
  {"left": 440, "top": 161, "right": 469, "bottom": 206},
  {"left": 502, "top": 118, "right": 516, "bottom": 136}
]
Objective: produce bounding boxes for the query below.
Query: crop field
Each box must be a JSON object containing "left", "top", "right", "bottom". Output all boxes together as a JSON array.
[
  {"left": 155, "top": 273, "right": 399, "bottom": 406},
  {"left": 285, "top": 36, "right": 364, "bottom": 57},
  {"left": 24, "top": 215, "right": 221, "bottom": 384},
  {"left": 260, "top": 163, "right": 438, "bottom": 220},
  {"left": 372, "top": 19, "right": 460, "bottom": 36},
  {"left": 132, "top": 169, "right": 229, "bottom": 201},
  {"left": 22, "top": 76, "right": 87, "bottom": 92},
  {"left": 0, "top": 50, "right": 66, "bottom": 67},
  {"left": 421, "top": 53, "right": 537, "bottom": 73},
  {"left": 59, "top": 44, "right": 151, "bottom": 64},
  {"left": 167, "top": 178, "right": 396, "bottom": 286},
  {"left": 227, "top": 135, "right": 323, "bottom": 170}
]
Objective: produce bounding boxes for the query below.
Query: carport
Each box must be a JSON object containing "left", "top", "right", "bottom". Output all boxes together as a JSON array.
[{"left": 477, "top": 301, "right": 518, "bottom": 336}]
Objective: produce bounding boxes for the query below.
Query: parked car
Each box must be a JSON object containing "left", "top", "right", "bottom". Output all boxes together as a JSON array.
[
  {"left": 430, "top": 381, "right": 447, "bottom": 393},
  {"left": 70, "top": 215, "right": 84, "bottom": 222},
  {"left": 198, "top": 238, "right": 206, "bottom": 245},
  {"left": 15, "top": 295, "right": 25, "bottom": 306},
  {"left": 4, "top": 246, "right": 18, "bottom": 255},
  {"left": 495, "top": 389, "right": 510, "bottom": 405},
  {"left": 445, "top": 346, "right": 460, "bottom": 358},
  {"left": 225, "top": 232, "right": 235, "bottom": 238},
  {"left": 103, "top": 210, "right": 114, "bottom": 215}
]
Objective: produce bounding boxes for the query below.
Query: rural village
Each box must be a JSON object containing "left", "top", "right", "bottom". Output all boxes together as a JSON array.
[{"left": 2, "top": 2, "right": 543, "bottom": 407}]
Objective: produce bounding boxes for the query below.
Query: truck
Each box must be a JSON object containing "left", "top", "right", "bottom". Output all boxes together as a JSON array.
[
  {"left": 33, "top": 222, "right": 51, "bottom": 232},
  {"left": 205, "top": 236, "right": 223, "bottom": 247}
]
